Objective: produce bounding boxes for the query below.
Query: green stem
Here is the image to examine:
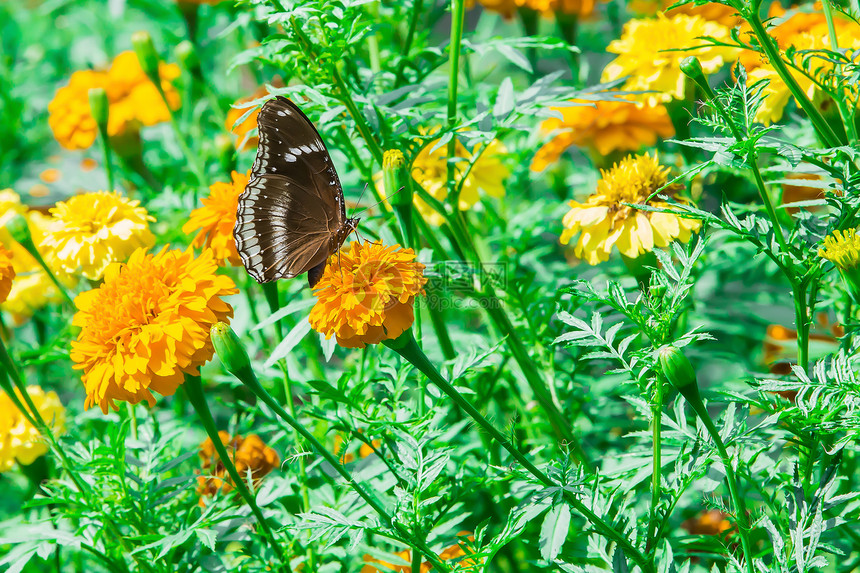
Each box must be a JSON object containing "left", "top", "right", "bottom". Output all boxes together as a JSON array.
[
  {"left": 646, "top": 377, "right": 664, "bottom": 551},
  {"left": 686, "top": 389, "right": 755, "bottom": 573},
  {"left": 749, "top": 161, "right": 790, "bottom": 254},
  {"left": 385, "top": 330, "right": 653, "bottom": 573},
  {"left": 224, "top": 358, "right": 451, "bottom": 571},
  {"left": 183, "top": 375, "right": 292, "bottom": 573},
  {"left": 394, "top": 0, "right": 425, "bottom": 87},
  {"left": 821, "top": 0, "right": 859, "bottom": 145},
  {"left": 744, "top": 11, "right": 844, "bottom": 147},
  {"left": 13, "top": 232, "right": 74, "bottom": 307},
  {"left": 96, "top": 122, "right": 115, "bottom": 192},
  {"left": 332, "top": 66, "right": 384, "bottom": 165},
  {"left": 280, "top": 363, "right": 317, "bottom": 572},
  {"left": 366, "top": 1, "right": 383, "bottom": 90},
  {"left": 446, "top": 0, "right": 465, "bottom": 206}
]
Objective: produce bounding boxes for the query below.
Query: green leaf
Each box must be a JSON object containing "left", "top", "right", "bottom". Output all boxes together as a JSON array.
[{"left": 539, "top": 503, "right": 570, "bottom": 562}]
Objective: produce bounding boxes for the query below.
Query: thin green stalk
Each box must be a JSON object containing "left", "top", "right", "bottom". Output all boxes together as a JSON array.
[
  {"left": 8, "top": 225, "right": 74, "bottom": 307},
  {"left": 821, "top": 0, "right": 859, "bottom": 145},
  {"left": 744, "top": 11, "right": 843, "bottom": 147},
  {"left": 385, "top": 331, "right": 654, "bottom": 573},
  {"left": 749, "top": 161, "right": 790, "bottom": 254},
  {"left": 183, "top": 375, "right": 292, "bottom": 573},
  {"left": 332, "top": 66, "right": 384, "bottom": 165},
  {"left": 646, "top": 377, "right": 664, "bottom": 551},
  {"left": 687, "top": 396, "right": 755, "bottom": 573},
  {"left": 394, "top": 0, "right": 425, "bottom": 87},
  {"left": 212, "top": 332, "right": 451, "bottom": 572},
  {"left": 366, "top": 1, "right": 383, "bottom": 90},
  {"left": 280, "top": 363, "right": 317, "bottom": 572},
  {"left": 96, "top": 123, "right": 115, "bottom": 192},
  {"left": 446, "top": 0, "right": 466, "bottom": 206}
]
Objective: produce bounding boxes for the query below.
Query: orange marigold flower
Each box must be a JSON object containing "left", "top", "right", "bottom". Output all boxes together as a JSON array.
[
  {"left": 40, "top": 191, "right": 155, "bottom": 280},
  {"left": 531, "top": 98, "right": 674, "bottom": 171},
  {"left": 196, "top": 431, "right": 279, "bottom": 505},
  {"left": 333, "top": 431, "right": 381, "bottom": 464},
  {"left": 681, "top": 509, "right": 732, "bottom": 536},
  {"left": 309, "top": 241, "right": 427, "bottom": 349},
  {"left": 182, "top": 170, "right": 248, "bottom": 266},
  {"left": 362, "top": 534, "right": 479, "bottom": 572},
  {"left": 0, "top": 246, "right": 14, "bottom": 304},
  {"left": 48, "top": 51, "right": 181, "bottom": 150},
  {"left": 0, "top": 386, "right": 66, "bottom": 472},
  {"left": 470, "top": 0, "right": 596, "bottom": 18},
  {"left": 225, "top": 89, "right": 267, "bottom": 150},
  {"left": 70, "top": 247, "right": 237, "bottom": 413}
]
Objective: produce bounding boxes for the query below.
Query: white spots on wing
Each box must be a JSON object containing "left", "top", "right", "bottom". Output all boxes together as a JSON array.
[
  {"left": 277, "top": 110, "right": 287, "bottom": 117},
  {"left": 299, "top": 144, "right": 312, "bottom": 154},
  {"left": 284, "top": 153, "right": 297, "bottom": 162}
]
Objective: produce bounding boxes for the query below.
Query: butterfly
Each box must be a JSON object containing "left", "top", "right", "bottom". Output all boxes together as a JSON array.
[{"left": 234, "top": 96, "right": 359, "bottom": 288}]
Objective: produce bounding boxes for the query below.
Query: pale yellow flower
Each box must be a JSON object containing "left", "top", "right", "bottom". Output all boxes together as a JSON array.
[
  {"left": 0, "top": 386, "right": 66, "bottom": 472},
  {"left": 40, "top": 191, "right": 155, "bottom": 280},
  {"left": 560, "top": 153, "right": 700, "bottom": 264}
]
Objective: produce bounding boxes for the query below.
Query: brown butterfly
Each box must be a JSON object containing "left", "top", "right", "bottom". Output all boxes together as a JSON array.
[{"left": 234, "top": 96, "right": 359, "bottom": 287}]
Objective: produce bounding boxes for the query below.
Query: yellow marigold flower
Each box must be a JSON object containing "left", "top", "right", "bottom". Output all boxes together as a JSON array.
[
  {"left": 820, "top": 228, "right": 860, "bottom": 269},
  {"left": 40, "top": 191, "right": 155, "bottom": 280},
  {"left": 532, "top": 98, "right": 674, "bottom": 171},
  {"left": 196, "top": 431, "right": 279, "bottom": 505},
  {"left": 560, "top": 153, "right": 700, "bottom": 265},
  {"left": 0, "top": 386, "right": 66, "bottom": 472},
  {"left": 410, "top": 135, "right": 509, "bottom": 226},
  {"left": 225, "top": 89, "right": 266, "bottom": 150},
  {"left": 740, "top": 10, "right": 860, "bottom": 124},
  {"left": 0, "top": 191, "right": 65, "bottom": 323},
  {"left": 602, "top": 13, "right": 739, "bottom": 106},
  {"left": 70, "top": 247, "right": 238, "bottom": 413},
  {"left": 182, "top": 171, "right": 248, "bottom": 266},
  {"left": 309, "top": 241, "right": 427, "bottom": 349},
  {"left": 0, "top": 246, "right": 14, "bottom": 304},
  {"left": 48, "top": 51, "right": 181, "bottom": 150}
]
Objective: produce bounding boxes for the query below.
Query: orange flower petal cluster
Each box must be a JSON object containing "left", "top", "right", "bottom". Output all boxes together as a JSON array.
[
  {"left": 0, "top": 246, "right": 14, "bottom": 304},
  {"left": 182, "top": 170, "right": 249, "bottom": 266},
  {"left": 470, "top": 0, "right": 596, "bottom": 18},
  {"left": 49, "top": 51, "right": 181, "bottom": 150},
  {"left": 309, "top": 241, "right": 427, "bottom": 349},
  {"left": 362, "top": 534, "right": 480, "bottom": 572},
  {"left": 196, "top": 431, "right": 280, "bottom": 505},
  {"left": 71, "top": 247, "right": 237, "bottom": 413},
  {"left": 531, "top": 98, "right": 674, "bottom": 171},
  {"left": 333, "top": 431, "right": 381, "bottom": 464},
  {"left": 0, "top": 386, "right": 66, "bottom": 472},
  {"left": 681, "top": 510, "right": 732, "bottom": 536},
  {"left": 225, "top": 90, "right": 267, "bottom": 151}
]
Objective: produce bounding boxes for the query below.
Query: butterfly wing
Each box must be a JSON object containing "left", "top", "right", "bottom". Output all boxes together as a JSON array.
[{"left": 235, "top": 96, "right": 346, "bottom": 283}]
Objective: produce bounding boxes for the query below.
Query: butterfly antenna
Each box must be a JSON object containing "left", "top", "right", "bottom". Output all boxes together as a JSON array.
[
  {"left": 353, "top": 185, "right": 409, "bottom": 217},
  {"left": 349, "top": 183, "right": 371, "bottom": 218}
]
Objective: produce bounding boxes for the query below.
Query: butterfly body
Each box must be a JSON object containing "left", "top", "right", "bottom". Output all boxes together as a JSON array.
[{"left": 234, "top": 96, "right": 356, "bottom": 287}]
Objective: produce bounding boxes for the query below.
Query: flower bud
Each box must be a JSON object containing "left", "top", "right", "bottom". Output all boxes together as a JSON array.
[
  {"left": 5, "top": 213, "right": 33, "bottom": 250},
  {"left": 88, "top": 88, "right": 110, "bottom": 137},
  {"left": 383, "top": 149, "right": 411, "bottom": 209},
  {"left": 680, "top": 56, "right": 705, "bottom": 84},
  {"left": 131, "top": 31, "right": 161, "bottom": 85},
  {"left": 658, "top": 345, "right": 697, "bottom": 393},
  {"left": 211, "top": 322, "right": 252, "bottom": 377},
  {"left": 175, "top": 40, "right": 202, "bottom": 80}
]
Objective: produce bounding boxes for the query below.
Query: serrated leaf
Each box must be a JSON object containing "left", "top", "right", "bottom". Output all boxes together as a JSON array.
[{"left": 539, "top": 503, "right": 570, "bottom": 561}]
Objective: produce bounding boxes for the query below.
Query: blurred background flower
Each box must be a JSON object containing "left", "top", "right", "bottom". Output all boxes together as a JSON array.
[
  {"left": 196, "top": 431, "right": 279, "bottom": 505},
  {"left": 0, "top": 386, "right": 66, "bottom": 473},
  {"left": 48, "top": 50, "right": 180, "bottom": 151}
]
